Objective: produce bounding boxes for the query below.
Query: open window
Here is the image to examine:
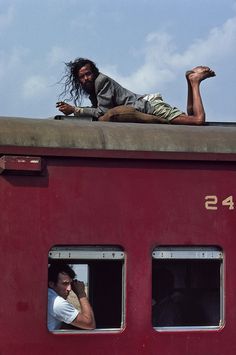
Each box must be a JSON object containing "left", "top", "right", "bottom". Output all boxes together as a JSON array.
[
  {"left": 152, "top": 246, "right": 224, "bottom": 331},
  {"left": 48, "top": 245, "right": 125, "bottom": 332}
]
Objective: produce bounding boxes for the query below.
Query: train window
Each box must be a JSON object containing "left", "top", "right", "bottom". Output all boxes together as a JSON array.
[
  {"left": 48, "top": 245, "right": 125, "bottom": 333},
  {"left": 152, "top": 246, "right": 224, "bottom": 331}
]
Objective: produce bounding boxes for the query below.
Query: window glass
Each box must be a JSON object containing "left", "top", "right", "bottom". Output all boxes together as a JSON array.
[{"left": 152, "top": 246, "right": 224, "bottom": 331}]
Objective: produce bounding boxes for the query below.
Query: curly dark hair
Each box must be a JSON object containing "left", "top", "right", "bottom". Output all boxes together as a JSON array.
[
  {"left": 48, "top": 263, "right": 76, "bottom": 284},
  {"left": 58, "top": 57, "right": 99, "bottom": 105}
]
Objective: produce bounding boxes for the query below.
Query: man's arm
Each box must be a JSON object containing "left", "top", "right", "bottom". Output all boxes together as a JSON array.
[
  {"left": 70, "top": 280, "right": 96, "bottom": 330},
  {"left": 56, "top": 74, "right": 115, "bottom": 120}
]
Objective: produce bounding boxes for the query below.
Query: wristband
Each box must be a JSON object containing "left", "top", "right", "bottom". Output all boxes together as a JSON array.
[{"left": 74, "top": 107, "right": 84, "bottom": 116}]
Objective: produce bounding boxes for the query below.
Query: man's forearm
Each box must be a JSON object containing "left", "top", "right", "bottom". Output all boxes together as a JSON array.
[
  {"left": 78, "top": 106, "right": 105, "bottom": 120},
  {"left": 71, "top": 288, "right": 96, "bottom": 329},
  {"left": 78, "top": 296, "right": 96, "bottom": 328}
]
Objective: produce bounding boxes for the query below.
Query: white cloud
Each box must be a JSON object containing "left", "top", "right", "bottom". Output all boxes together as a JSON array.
[
  {"left": 169, "top": 16, "right": 236, "bottom": 67},
  {"left": 105, "top": 14, "right": 236, "bottom": 93},
  {"left": 22, "top": 75, "right": 50, "bottom": 98},
  {"left": 111, "top": 32, "right": 176, "bottom": 92},
  {"left": 47, "top": 46, "right": 72, "bottom": 67}
]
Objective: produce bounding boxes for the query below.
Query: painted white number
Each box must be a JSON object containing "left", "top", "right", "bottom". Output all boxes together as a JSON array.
[
  {"left": 222, "top": 196, "right": 234, "bottom": 210},
  {"left": 205, "top": 195, "right": 218, "bottom": 210},
  {"left": 205, "top": 195, "right": 235, "bottom": 210}
]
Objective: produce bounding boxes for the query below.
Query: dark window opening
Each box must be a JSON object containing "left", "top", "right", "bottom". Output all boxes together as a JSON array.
[{"left": 152, "top": 246, "right": 223, "bottom": 330}]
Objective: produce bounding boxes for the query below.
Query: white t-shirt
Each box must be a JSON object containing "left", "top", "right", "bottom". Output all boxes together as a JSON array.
[{"left": 47, "top": 288, "right": 79, "bottom": 331}]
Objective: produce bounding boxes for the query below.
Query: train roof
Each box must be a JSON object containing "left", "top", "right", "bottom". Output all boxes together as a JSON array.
[{"left": 1, "top": 116, "right": 236, "bottom": 161}]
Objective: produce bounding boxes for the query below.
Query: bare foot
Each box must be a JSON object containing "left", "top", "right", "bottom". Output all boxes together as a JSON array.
[{"left": 186, "top": 66, "right": 215, "bottom": 82}]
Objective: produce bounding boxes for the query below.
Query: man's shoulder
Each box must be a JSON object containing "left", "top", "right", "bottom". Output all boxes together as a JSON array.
[
  {"left": 97, "top": 72, "right": 109, "bottom": 80},
  {"left": 95, "top": 72, "right": 113, "bottom": 87},
  {"left": 48, "top": 288, "right": 63, "bottom": 307},
  {"left": 48, "top": 288, "right": 57, "bottom": 300},
  {"left": 48, "top": 289, "right": 75, "bottom": 313},
  {"left": 48, "top": 288, "right": 66, "bottom": 306}
]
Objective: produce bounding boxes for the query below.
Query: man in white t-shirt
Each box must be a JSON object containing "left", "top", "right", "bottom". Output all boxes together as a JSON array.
[{"left": 48, "top": 263, "right": 95, "bottom": 331}]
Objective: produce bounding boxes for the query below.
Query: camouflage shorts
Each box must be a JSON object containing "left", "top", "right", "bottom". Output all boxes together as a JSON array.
[{"left": 143, "top": 93, "right": 184, "bottom": 122}]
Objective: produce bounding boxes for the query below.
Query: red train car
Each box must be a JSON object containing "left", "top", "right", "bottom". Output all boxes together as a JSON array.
[{"left": 1, "top": 116, "right": 236, "bottom": 355}]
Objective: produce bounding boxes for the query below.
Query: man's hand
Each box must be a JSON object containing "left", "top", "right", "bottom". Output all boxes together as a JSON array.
[
  {"left": 70, "top": 279, "right": 96, "bottom": 329},
  {"left": 56, "top": 102, "right": 75, "bottom": 115},
  {"left": 71, "top": 280, "right": 87, "bottom": 299}
]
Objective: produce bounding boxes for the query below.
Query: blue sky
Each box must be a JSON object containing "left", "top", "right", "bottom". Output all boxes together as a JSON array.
[{"left": 1, "top": 0, "right": 236, "bottom": 121}]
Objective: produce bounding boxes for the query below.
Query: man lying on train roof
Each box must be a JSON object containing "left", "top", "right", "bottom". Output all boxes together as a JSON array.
[
  {"left": 48, "top": 263, "right": 95, "bottom": 331},
  {"left": 56, "top": 58, "right": 215, "bottom": 125}
]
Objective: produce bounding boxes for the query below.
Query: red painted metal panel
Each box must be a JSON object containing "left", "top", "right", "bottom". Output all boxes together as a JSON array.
[{"left": 1, "top": 155, "right": 236, "bottom": 354}]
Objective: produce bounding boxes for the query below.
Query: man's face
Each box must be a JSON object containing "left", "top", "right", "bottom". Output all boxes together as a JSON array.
[
  {"left": 51, "top": 272, "right": 73, "bottom": 299},
  {"left": 78, "top": 64, "right": 95, "bottom": 93}
]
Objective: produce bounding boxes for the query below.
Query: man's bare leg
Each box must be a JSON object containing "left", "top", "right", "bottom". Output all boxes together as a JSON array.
[
  {"left": 99, "top": 66, "right": 215, "bottom": 125},
  {"left": 186, "top": 71, "right": 194, "bottom": 115},
  {"left": 172, "top": 66, "right": 215, "bottom": 125},
  {"left": 186, "top": 66, "right": 215, "bottom": 115}
]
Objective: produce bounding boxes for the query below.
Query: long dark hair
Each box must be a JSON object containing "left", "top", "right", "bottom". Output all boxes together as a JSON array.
[{"left": 58, "top": 58, "right": 99, "bottom": 105}]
